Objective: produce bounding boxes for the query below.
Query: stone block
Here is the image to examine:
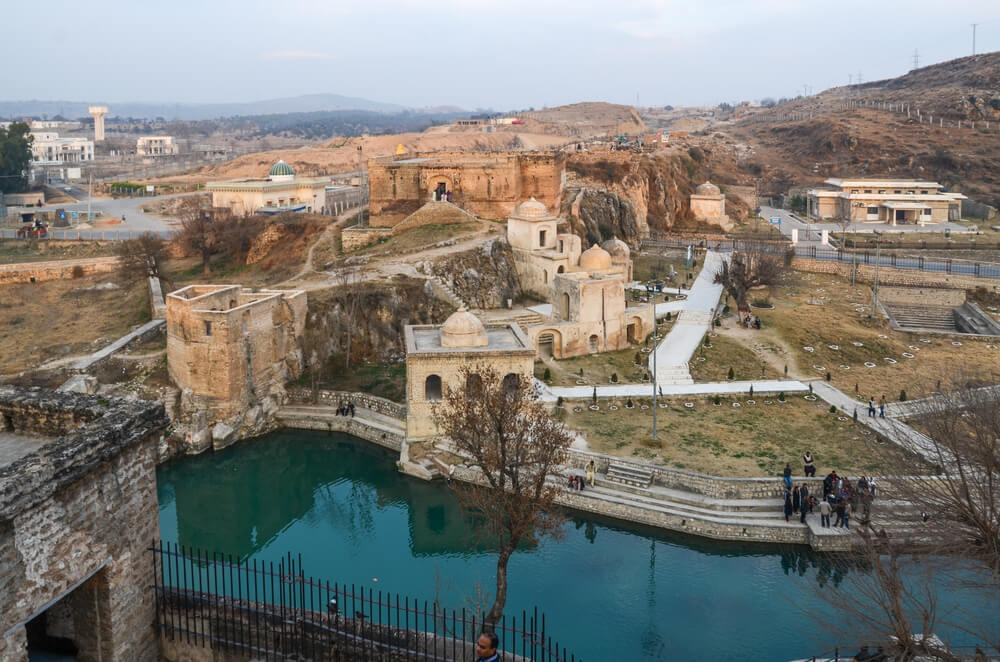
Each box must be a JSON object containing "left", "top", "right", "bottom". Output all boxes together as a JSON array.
[
  {"left": 186, "top": 428, "right": 211, "bottom": 454},
  {"left": 211, "top": 422, "right": 236, "bottom": 449},
  {"left": 57, "top": 374, "right": 99, "bottom": 395}
]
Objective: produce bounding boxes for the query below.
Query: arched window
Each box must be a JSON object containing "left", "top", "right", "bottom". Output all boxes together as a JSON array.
[
  {"left": 557, "top": 265, "right": 565, "bottom": 273},
  {"left": 425, "top": 375, "right": 442, "bottom": 402},
  {"left": 502, "top": 373, "right": 520, "bottom": 395},
  {"left": 562, "top": 292, "right": 571, "bottom": 319},
  {"left": 465, "top": 373, "right": 483, "bottom": 397},
  {"left": 539, "top": 229, "right": 547, "bottom": 247}
]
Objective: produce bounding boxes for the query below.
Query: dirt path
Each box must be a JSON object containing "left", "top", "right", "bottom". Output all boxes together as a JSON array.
[
  {"left": 714, "top": 321, "right": 808, "bottom": 380},
  {"left": 276, "top": 208, "right": 364, "bottom": 287}
]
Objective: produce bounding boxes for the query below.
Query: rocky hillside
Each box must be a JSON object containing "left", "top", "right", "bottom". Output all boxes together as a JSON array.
[
  {"left": 431, "top": 240, "right": 522, "bottom": 309},
  {"left": 513, "top": 102, "right": 647, "bottom": 138}
]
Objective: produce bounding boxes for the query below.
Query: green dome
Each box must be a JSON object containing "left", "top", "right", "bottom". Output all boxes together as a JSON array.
[{"left": 269, "top": 160, "right": 294, "bottom": 178}]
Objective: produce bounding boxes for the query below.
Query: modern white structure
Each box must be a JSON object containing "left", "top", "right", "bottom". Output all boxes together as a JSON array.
[
  {"left": 807, "top": 178, "right": 965, "bottom": 225},
  {"left": 30, "top": 133, "right": 94, "bottom": 163},
  {"left": 88, "top": 106, "right": 108, "bottom": 142},
  {"left": 136, "top": 136, "right": 179, "bottom": 156}
]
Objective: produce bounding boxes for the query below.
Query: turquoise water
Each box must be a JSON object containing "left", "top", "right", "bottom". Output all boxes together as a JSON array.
[{"left": 157, "top": 430, "right": 998, "bottom": 661}]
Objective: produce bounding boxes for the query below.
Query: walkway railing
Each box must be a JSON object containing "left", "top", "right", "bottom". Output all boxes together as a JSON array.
[
  {"left": 151, "top": 541, "right": 581, "bottom": 662},
  {"left": 642, "top": 239, "right": 1000, "bottom": 279}
]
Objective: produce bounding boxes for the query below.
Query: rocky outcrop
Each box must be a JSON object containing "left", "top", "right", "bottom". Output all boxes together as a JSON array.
[{"left": 431, "top": 239, "right": 522, "bottom": 309}]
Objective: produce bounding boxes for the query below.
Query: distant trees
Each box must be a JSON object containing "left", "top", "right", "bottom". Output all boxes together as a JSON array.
[
  {"left": 433, "top": 365, "right": 573, "bottom": 628},
  {"left": 175, "top": 197, "right": 219, "bottom": 274},
  {"left": 0, "top": 122, "right": 33, "bottom": 194}
]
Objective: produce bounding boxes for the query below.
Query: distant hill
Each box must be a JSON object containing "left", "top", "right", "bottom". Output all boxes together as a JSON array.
[
  {"left": 0, "top": 93, "right": 412, "bottom": 121},
  {"left": 512, "top": 102, "right": 647, "bottom": 137}
]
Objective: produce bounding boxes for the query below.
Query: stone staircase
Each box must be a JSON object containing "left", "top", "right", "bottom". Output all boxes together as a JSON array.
[
  {"left": 655, "top": 363, "right": 694, "bottom": 386},
  {"left": 480, "top": 310, "right": 545, "bottom": 328},
  {"left": 883, "top": 303, "right": 957, "bottom": 333},
  {"left": 428, "top": 276, "right": 468, "bottom": 310},
  {"left": 606, "top": 461, "right": 654, "bottom": 488}
]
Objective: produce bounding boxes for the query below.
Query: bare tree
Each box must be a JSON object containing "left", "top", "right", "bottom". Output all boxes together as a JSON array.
[
  {"left": 115, "top": 231, "right": 167, "bottom": 285},
  {"left": 175, "top": 196, "right": 217, "bottom": 274},
  {"left": 713, "top": 242, "right": 782, "bottom": 310},
  {"left": 432, "top": 364, "right": 573, "bottom": 629},
  {"left": 300, "top": 313, "right": 331, "bottom": 402},
  {"left": 332, "top": 265, "right": 364, "bottom": 372},
  {"left": 818, "top": 376, "right": 1000, "bottom": 660}
]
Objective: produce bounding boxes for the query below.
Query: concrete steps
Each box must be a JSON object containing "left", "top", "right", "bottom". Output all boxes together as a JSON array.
[
  {"left": 428, "top": 277, "right": 467, "bottom": 310},
  {"left": 278, "top": 405, "right": 405, "bottom": 436},
  {"left": 606, "top": 461, "right": 654, "bottom": 488},
  {"left": 655, "top": 363, "right": 694, "bottom": 386},
  {"left": 884, "top": 304, "right": 957, "bottom": 332}
]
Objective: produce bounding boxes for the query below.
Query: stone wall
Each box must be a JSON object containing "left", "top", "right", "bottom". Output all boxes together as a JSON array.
[
  {"left": 0, "top": 257, "right": 120, "bottom": 285},
  {"left": 878, "top": 285, "right": 966, "bottom": 306},
  {"left": 276, "top": 410, "right": 403, "bottom": 452},
  {"left": 340, "top": 226, "right": 391, "bottom": 251},
  {"left": 792, "top": 257, "right": 1000, "bottom": 290},
  {"left": 0, "top": 388, "right": 168, "bottom": 662},
  {"left": 287, "top": 387, "right": 406, "bottom": 419}
]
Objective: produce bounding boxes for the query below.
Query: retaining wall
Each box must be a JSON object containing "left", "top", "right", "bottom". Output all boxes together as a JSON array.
[
  {"left": 287, "top": 388, "right": 406, "bottom": 420},
  {"left": 792, "top": 257, "right": 999, "bottom": 290},
  {"left": 276, "top": 410, "right": 404, "bottom": 453},
  {"left": 0, "top": 257, "right": 120, "bottom": 285}
]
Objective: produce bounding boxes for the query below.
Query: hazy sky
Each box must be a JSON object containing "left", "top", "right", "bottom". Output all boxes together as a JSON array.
[{"left": 6, "top": 0, "right": 1000, "bottom": 110}]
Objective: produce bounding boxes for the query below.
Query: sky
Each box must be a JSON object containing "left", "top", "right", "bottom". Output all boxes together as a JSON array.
[{"left": 5, "top": 0, "right": 1000, "bottom": 111}]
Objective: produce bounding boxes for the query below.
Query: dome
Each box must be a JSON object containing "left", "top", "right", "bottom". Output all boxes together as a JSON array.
[
  {"left": 579, "top": 244, "right": 613, "bottom": 270},
  {"left": 269, "top": 160, "right": 295, "bottom": 181},
  {"left": 514, "top": 197, "right": 550, "bottom": 219},
  {"left": 440, "top": 308, "right": 488, "bottom": 348},
  {"left": 600, "top": 238, "right": 630, "bottom": 260},
  {"left": 695, "top": 181, "right": 721, "bottom": 196}
]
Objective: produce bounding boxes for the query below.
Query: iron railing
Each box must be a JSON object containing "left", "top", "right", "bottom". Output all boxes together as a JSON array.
[
  {"left": 150, "top": 541, "right": 580, "bottom": 662},
  {"left": 642, "top": 239, "right": 1000, "bottom": 279}
]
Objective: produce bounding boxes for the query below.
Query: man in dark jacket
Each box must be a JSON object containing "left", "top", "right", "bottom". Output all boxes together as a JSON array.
[{"left": 476, "top": 632, "right": 500, "bottom": 662}]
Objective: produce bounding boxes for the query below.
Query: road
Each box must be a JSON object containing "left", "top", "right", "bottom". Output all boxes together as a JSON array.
[{"left": 4, "top": 189, "right": 190, "bottom": 238}]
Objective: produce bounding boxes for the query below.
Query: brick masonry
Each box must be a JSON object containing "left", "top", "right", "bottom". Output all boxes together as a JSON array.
[{"left": 0, "top": 388, "right": 168, "bottom": 662}]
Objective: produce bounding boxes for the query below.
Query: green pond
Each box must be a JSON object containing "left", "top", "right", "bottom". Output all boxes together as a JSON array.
[{"left": 157, "top": 430, "right": 999, "bottom": 661}]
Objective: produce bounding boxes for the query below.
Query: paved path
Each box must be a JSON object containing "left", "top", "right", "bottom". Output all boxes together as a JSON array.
[
  {"left": 536, "top": 378, "right": 807, "bottom": 402},
  {"left": 810, "top": 381, "right": 946, "bottom": 463},
  {"left": 648, "top": 250, "right": 727, "bottom": 384},
  {"left": 70, "top": 319, "right": 166, "bottom": 372}
]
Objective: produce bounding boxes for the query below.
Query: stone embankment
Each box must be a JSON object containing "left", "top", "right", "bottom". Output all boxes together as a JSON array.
[{"left": 0, "top": 256, "right": 120, "bottom": 284}]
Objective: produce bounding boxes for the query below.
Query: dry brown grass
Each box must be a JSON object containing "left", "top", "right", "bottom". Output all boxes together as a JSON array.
[
  {"left": 0, "top": 274, "right": 149, "bottom": 374},
  {"left": 351, "top": 222, "right": 480, "bottom": 255},
  {"left": 688, "top": 334, "right": 783, "bottom": 382},
  {"left": 0, "top": 240, "right": 118, "bottom": 265},
  {"left": 560, "top": 395, "right": 930, "bottom": 478}
]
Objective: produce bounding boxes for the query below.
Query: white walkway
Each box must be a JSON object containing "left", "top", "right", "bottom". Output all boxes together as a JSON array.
[
  {"left": 648, "top": 250, "right": 728, "bottom": 385},
  {"left": 536, "top": 378, "right": 807, "bottom": 402}
]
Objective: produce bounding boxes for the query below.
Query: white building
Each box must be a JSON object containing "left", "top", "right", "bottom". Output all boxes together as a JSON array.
[
  {"left": 30, "top": 132, "right": 94, "bottom": 163},
  {"left": 136, "top": 136, "right": 179, "bottom": 156}
]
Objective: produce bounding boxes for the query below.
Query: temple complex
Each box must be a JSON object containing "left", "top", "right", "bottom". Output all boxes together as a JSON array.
[{"left": 690, "top": 181, "right": 732, "bottom": 230}]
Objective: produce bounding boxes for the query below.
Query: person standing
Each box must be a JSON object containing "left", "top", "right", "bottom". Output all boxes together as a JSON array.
[
  {"left": 784, "top": 491, "right": 794, "bottom": 523},
  {"left": 819, "top": 498, "right": 832, "bottom": 528},
  {"left": 475, "top": 632, "right": 501, "bottom": 662},
  {"left": 868, "top": 397, "right": 876, "bottom": 417},
  {"left": 842, "top": 502, "right": 852, "bottom": 529},
  {"left": 803, "top": 451, "right": 816, "bottom": 477},
  {"left": 835, "top": 500, "right": 846, "bottom": 528},
  {"left": 783, "top": 463, "right": 793, "bottom": 491},
  {"left": 800, "top": 484, "right": 810, "bottom": 512},
  {"left": 792, "top": 485, "right": 801, "bottom": 514},
  {"left": 879, "top": 394, "right": 887, "bottom": 418}
]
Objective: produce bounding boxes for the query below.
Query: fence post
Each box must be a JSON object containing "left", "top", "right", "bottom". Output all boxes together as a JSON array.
[
  {"left": 919, "top": 256, "right": 924, "bottom": 270},
  {"left": 946, "top": 259, "right": 952, "bottom": 274}
]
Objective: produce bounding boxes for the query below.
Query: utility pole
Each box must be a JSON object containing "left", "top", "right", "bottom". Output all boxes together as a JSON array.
[
  {"left": 971, "top": 23, "right": 978, "bottom": 56},
  {"left": 652, "top": 326, "right": 658, "bottom": 442},
  {"left": 86, "top": 172, "right": 92, "bottom": 225},
  {"left": 871, "top": 231, "right": 882, "bottom": 314},
  {"left": 912, "top": 49, "right": 919, "bottom": 70}
]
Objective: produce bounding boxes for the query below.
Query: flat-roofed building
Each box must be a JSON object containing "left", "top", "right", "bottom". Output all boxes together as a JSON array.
[
  {"left": 29, "top": 132, "right": 94, "bottom": 163},
  {"left": 806, "top": 178, "right": 965, "bottom": 225},
  {"left": 206, "top": 160, "right": 331, "bottom": 215},
  {"left": 136, "top": 135, "right": 179, "bottom": 156}
]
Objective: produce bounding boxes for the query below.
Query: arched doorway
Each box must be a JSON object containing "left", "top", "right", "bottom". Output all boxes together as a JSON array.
[
  {"left": 502, "top": 373, "right": 521, "bottom": 395},
  {"left": 465, "top": 373, "right": 483, "bottom": 397},
  {"left": 429, "top": 177, "right": 453, "bottom": 202},
  {"left": 425, "top": 375, "right": 442, "bottom": 401},
  {"left": 627, "top": 317, "right": 643, "bottom": 344},
  {"left": 537, "top": 331, "right": 558, "bottom": 358}
]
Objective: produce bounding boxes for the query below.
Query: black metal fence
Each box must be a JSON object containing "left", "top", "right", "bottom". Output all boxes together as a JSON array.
[
  {"left": 642, "top": 239, "right": 1000, "bottom": 279},
  {"left": 151, "top": 541, "right": 580, "bottom": 662}
]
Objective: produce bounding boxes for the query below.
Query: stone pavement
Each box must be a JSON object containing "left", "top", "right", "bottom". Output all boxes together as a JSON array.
[
  {"left": 536, "top": 379, "right": 808, "bottom": 402},
  {"left": 809, "top": 381, "right": 946, "bottom": 463}
]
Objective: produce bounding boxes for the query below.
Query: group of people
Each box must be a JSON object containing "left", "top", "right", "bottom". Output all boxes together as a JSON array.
[
  {"left": 867, "top": 395, "right": 887, "bottom": 418},
  {"left": 741, "top": 314, "right": 762, "bottom": 330},
  {"left": 335, "top": 401, "right": 356, "bottom": 417},
  {"left": 781, "top": 456, "right": 877, "bottom": 528},
  {"left": 567, "top": 460, "right": 597, "bottom": 492}
]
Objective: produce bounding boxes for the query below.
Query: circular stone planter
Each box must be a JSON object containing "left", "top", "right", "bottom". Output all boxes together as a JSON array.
[
  {"left": 576, "top": 380, "right": 587, "bottom": 385},
  {"left": 878, "top": 334, "right": 888, "bottom": 339},
  {"left": 804, "top": 394, "right": 817, "bottom": 401},
  {"left": 764, "top": 400, "right": 773, "bottom": 405},
  {"left": 839, "top": 364, "right": 851, "bottom": 370},
  {"left": 641, "top": 348, "right": 652, "bottom": 353},
  {"left": 852, "top": 341, "right": 864, "bottom": 347},
  {"left": 589, "top": 405, "right": 600, "bottom": 411},
  {"left": 751, "top": 303, "right": 775, "bottom": 310},
  {"left": 901, "top": 352, "right": 915, "bottom": 358},
  {"left": 713, "top": 402, "right": 723, "bottom": 407},
  {"left": 828, "top": 345, "right": 840, "bottom": 350},
  {"left": 732, "top": 402, "right": 741, "bottom": 407},
  {"left": 609, "top": 405, "right": 619, "bottom": 411},
  {"left": 709, "top": 333, "right": 718, "bottom": 338},
  {"left": 803, "top": 346, "right": 815, "bottom": 352},
  {"left": 778, "top": 398, "right": 789, "bottom": 404},
  {"left": 641, "top": 405, "right": 649, "bottom": 410},
  {"left": 909, "top": 345, "right": 921, "bottom": 351},
  {"left": 987, "top": 345, "right": 998, "bottom": 350},
  {"left": 696, "top": 357, "right": 706, "bottom": 362},
  {"left": 684, "top": 402, "right": 695, "bottom": 408},
  {"left": 573, "top": 407, "right": 584, "bottom": 413},
  {"left": 813, "top": 365, "right": 826, "bottom": 371},
  {"left": 625, "top": 404, "right": 635, "bottom": 409},
  {"left": 703, "top": 344, "right": 713, "bottom": 349},
  {"left": 952, "top": 341, "right": 963, "bottom": 346},
  {"left": 920, "top": 339, "right": 932, "bottom": 344},
  {"left": 658, "top": 403, "right": 668, "bottom": 409},
  {"left": 884, "top": 358, "right": 897, "bottom": 364},
  {"left": 746, "top": 400, "right": 756, "bottom": 405},
  {"left": 864, "top": 362, "right": 877, "bottom": 368},
  {"left": 837, "top": 416, "right": 849, "bottom": 422}
]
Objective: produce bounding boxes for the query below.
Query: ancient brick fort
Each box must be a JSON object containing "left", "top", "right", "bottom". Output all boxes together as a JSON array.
[{"left": 367, "top": 151, "right": 566, "bottom": 225}]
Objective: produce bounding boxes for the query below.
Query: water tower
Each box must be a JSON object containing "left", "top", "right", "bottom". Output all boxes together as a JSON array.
[{"left": 88, "top": 106, "right": 108, "bottom": 141}]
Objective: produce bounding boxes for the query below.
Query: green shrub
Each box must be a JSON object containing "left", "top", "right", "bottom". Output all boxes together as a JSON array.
[
  {"left": 899, "top": 389, "right": 907, "bottom": 402},
  {"left": 713, "top": 395, "right": 721, "bottom": 405},
  {"left": 829, "top": 405, "right": 837, "bottom": 413},
  {"left": 665, "top": 312, "right": 672, "bottom": 321},
  {"left": 543, "top": 368, "right": 551, "bottom": 382},
  {"left": 727, "top": 367, "right": 735, "bottom": 380},
  {"left": 611, "top": 372, "right": 619, "bottom": 383},
  {"left": 778, "top": 391, "right": 786, "bottom": 402},
  {"left": 826, "top": 372, "right": 831, "bottom": 382},
  {"left": 749, "top": 385, "right": 754, "bottom": 398},
  {"left": 556, "top": 396, "right": 564, "bottom": 407}
]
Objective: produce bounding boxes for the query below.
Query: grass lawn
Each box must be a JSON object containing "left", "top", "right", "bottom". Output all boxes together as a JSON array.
[
  {"left": 832, "top": 230, "right": 1000, "bottom": 249},
  {"left": 688, "top": 334, "right": 783, "bottom": 382},
  {"left": 559, "top": 396, "right": 930, "bottom": 478},
  {"left": 352, "top": 222, "right": 480, "bottom": 255},
  {"left": 633, "top": 252, "right": 698, "bottom": 284},
  {"left": 0, "top": 240, "right": 118, "bottom": 264},
  {"left": 752, "top": 270, "right": 1000, "bottom": 402},
  {"left": 0, "top": 274, "right": 149, "bottom": 374},
  {"left": 536, "top": 346, "right": 651, "bottom": 386},
  {"left": 299, "top": 361, "right": 407, "bottom": 403}
]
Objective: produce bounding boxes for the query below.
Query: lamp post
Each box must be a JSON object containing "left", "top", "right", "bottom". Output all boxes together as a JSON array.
[
  {"left": 652, "top": 326, "right": 659, "bottom": 441},
  {"left": 871, "top": 230, "right": 882, "bottom": 314}
]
